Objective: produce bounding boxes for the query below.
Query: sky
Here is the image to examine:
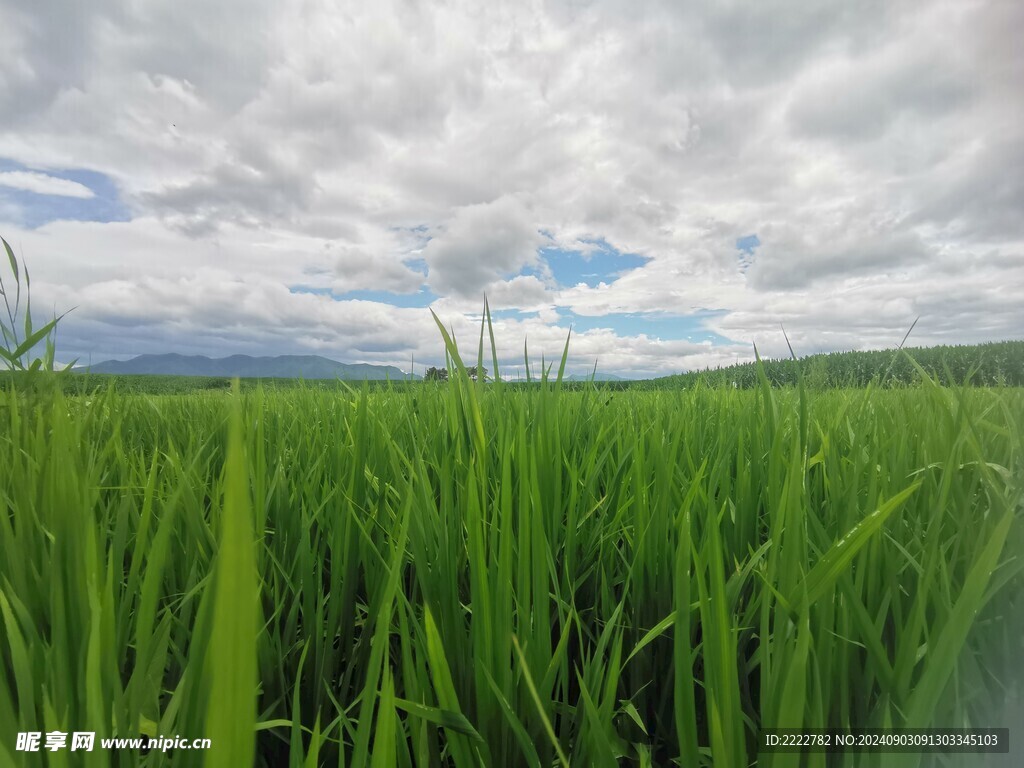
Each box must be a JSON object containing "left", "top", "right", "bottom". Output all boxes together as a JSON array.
[{"left": 0, "top": 0, "right": 1021, "bottom": 378}]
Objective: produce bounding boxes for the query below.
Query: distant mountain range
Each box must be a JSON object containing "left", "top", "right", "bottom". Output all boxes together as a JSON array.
[{"left": 85, "top": 353, "right": 418, "bottom": 380}]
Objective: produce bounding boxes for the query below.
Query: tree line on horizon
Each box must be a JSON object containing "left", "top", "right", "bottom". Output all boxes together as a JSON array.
[{"left": 423, "top": 365, "right": 487, "bottom": 382}]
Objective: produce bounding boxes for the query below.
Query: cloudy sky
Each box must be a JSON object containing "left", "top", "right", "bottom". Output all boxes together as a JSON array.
[{"left": 0, "top": 0, "right": 1021, "bottom": 378}]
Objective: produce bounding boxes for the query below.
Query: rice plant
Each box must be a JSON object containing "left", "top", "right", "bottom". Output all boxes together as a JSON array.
[
  {"left": 0, "top": 236, "right": 72, "bottom": 375},
  {"left": 0, "top": 316, "right": 1021, "bottom": 767}
]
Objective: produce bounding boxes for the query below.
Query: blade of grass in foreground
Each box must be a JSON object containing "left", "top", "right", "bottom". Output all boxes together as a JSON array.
[
  {"left": 903, "top": 505, "right": 1015, "bottom": 728},
  {"left": 481, "top": 668, "right": 542, "bottom": 768},
  {"left": 424, "top": 605, "right": 483, "bottom": 768},
  {"left": 204, "top": 381, "right": 260, "bottom": 768},
  {"left": 788, "top": 481, "right": 923, "bottom": 613},
  {"left": 512, "top": 634, "right": 570, "bottom": 768},
  {"left": 674, "top": 460, "right": 704, "bottom": 768},
  {"left": 370, "top": 666, "right": 397, "bottom": 768},
  {"left": 350, "top": 466, "right": 415, "bottom": 767},
  {"left": 695, "top": 501, "right": 747, "bottom": 767}
]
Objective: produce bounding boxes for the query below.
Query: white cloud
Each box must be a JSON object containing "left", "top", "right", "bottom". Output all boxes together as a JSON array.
[
  {"left": 422, "top": 196, "right": 546, "bottom": 297},
  {"left": 0, "top": 171, "right": 95, "bottom": 198},
  {"left": 0, "top": 0, "right": 1020, "bottom": 376}
]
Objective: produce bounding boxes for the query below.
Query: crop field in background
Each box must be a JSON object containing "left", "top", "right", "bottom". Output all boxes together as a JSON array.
[
  {"left": 1, "top": 354, "right": 1022, "bottom": 766},
  {"left": 659, "top": 340, "right": 1024, "bottom": 390},
  {"left": 2, "top": 339, "right": 1022, "bottom": 397}
]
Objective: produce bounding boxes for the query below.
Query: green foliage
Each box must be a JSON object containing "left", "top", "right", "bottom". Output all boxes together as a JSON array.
[
  {"left": 661, "top": 340, "right": 1024, "bottom": 389},
  {"left": 0, "top": 235, "right": 73, "bottom": 377},
  {"left": 424, "top": 366, "right": 449, "bottom": 382},
  {"left": 0, "top": 324, "right": 1021, "bottom": 766},
  {"left": 203, "top": 382, "right": 260, "bottom": 767},
  {"left": 31, "top": 341, "right": 1020, "bottom": 399}
]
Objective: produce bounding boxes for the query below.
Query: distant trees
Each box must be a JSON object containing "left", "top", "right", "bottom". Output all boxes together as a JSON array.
[
  {"left": 424, "top": 366, "right": 448, "bottom": 382},
  {"left": 422, "top": 365, "right": 488, "bottom": 382}
]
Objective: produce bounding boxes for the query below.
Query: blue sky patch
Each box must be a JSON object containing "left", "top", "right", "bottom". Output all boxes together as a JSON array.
[
  {"left": 489, "top": 308, "right": 539, "bottom": 320},
  {"left": 0, "top": 158, "right": 131, "bottom": 228},
  {"left": 541, "top": 239, "right": 650, "bottom": 288},
  {"left": 403, "top": 257, "right": 429, "bottom": 275},
  {"left": 736, "top": 233, "right": 759, "bottom": 273},
  {"left": 736, "top": 234, "right": 760, "bottom": 253},
  {"left": 557, "top": 308, "right": 734, "bottom": 344},
  {"left": 290, "top": 286, "right": 437, "bottom": 308}
]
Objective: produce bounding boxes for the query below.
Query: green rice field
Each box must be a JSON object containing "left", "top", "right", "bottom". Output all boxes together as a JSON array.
[{"left": 1, "top": 354, "right": 1022, "bottom": 766}]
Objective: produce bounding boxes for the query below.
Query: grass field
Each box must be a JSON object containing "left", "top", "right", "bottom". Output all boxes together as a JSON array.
[
  {"left": 4, "top": 339, "right": 1022, "bottom": 398},
  {"left": 1, "top": 351, "right": 1022, "bottom": 766},
  {"left": 657, "top": 340, "right": 1024, "bottom": 390}
]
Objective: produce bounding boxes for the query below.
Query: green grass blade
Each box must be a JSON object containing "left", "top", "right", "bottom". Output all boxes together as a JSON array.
[{"left": 203, "top": 381, "right": 260, "bottom": 768}]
